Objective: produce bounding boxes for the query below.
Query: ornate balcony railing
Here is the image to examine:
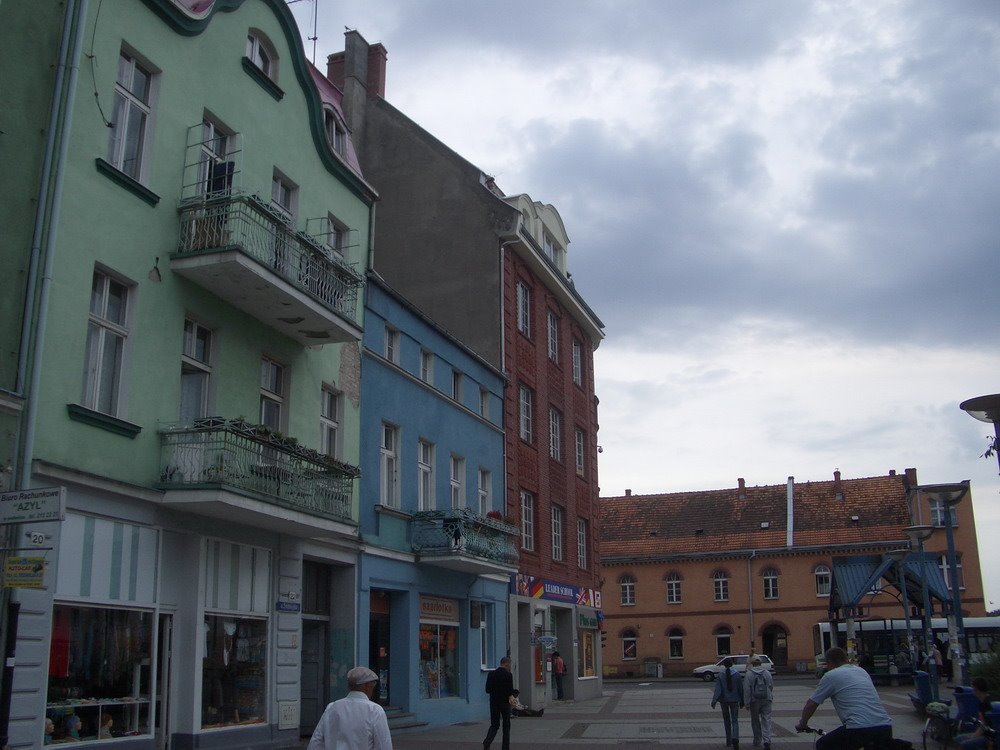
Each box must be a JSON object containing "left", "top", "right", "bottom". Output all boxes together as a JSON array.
[
  {"left": 412, "top": 507, "right": 519, "bottom": 566},
  {"left": 177, "top": 195, "right": 364, "bottom": 324},
  {"left": 157, "top": 417, "right": 359, "bottom": 522}
]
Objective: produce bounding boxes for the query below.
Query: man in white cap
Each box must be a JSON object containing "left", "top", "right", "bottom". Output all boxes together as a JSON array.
[{"left": 307, "top": 666, "right": 393, "bottom": 749}]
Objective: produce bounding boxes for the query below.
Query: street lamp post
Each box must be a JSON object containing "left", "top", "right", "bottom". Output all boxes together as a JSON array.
[
  {"left": 960, "top": 394, "right": 1000, "bottom": 476},
  {"left": 905, "top": 524, "right": 938, "bottom": 701},
  {"left": 914, "top": 482, "right": 971, "bottom": 687},
  {"left": 884, "top": 549, "right": 916, "bottom": 669}
]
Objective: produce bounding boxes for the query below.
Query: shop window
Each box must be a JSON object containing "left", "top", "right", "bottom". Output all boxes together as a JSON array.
[
  {"left": 578, "top": 629, "right": 597, "bottom": 677},
  {"left": 418, "top": 622, "right": 459, "bottom": 698},
  {"left": 47, "top": 605, "right": 152, "bottom": 742},
  {"left": 621, "top": 629, "right": 637, "bottom": 660},
  {"left": 202, "top": 616, "right": 267, "bottom": 728}
]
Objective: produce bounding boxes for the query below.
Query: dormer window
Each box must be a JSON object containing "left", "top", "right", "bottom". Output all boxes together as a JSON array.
[
  {"left": 246, "top": 30, "right": 277, "bottom": 80},
  {"left": 324, "top": 109, "right": 348, "bottom": 155}
]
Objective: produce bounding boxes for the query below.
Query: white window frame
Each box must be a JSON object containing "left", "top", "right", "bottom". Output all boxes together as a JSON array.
[
  {"left": 417, "top": 440, "right": 434, "bottom": 511},
  {"left": 577, "top": 519, "right": 587, "bottom": 569},
  {"left": 620, "top": 575, "right": 636, "bottom": 606},
  {"left": 180, "top": 318, "right": 212, "bottom": 424},
  {"left": 815, "top": 565, "right": 831, "bottom": 597},
  {"left": 572, "top": 338, "right": 583, "bottom": 386},
  {"left": 380, "top": 423, "right": 400, "bottom": 508},
  {"left": 384, "top": 326, "right": 400, "bottom": 364},
  {"left": 270, "top": 170, "right": 296, "bottom": 223},
  {"left": 665, "top": 572, "right": 682, "bottom": 604},
  {"left": 108, "top": 49, "right": 156, "bottom": 181},
  {"left": 547, "top": 310, "right": 559, "bottom": 362},
  {"left": 716, "top": 629, "right": 732, "bottom": 656},
  {"left": 246, "top": 30, "right": 277, "bottom": 80},
  {"left": 930, "top": 499, "right": 958, "bottom": 528},
  {"left": 83, "top": 269, "right": 132, "bottom": 416},
  {"left": 713, "top": 571, "right": 729, "bottom": 602},
  {"left": 621, "top": 630, "right": 637, "bottom": 661},
  {"left": 762, "top": 568, "right": 779, "bottom": 600},
  {"left": 319, "top": 386, "right": 342, "bottom": 459},
  {"left": 479, "top": 387, "right": 489, "bottom": 419},
  {"left": 420, "top": 350, "right": 433, "bottom": 384},
  {"left": 520, "top": 490, "right": 535, "bottom": 551},
  {"left": 198, "top": 115, "right": 234, "bottom": 198},
  {"left": 451, "top": 369, "right": 463, "bottom": 402},
  {"left": 477, "top": 602, "right": 491, "bottom": 671},
  {"left": 551, "top": 505, "right": 564, "bottom": 562},
  {"left": 325, "top": 213, "right": 349, "bottom": 259},
  {"left": 323, "top": 107, "right": 347, "bottom": 155},
  {"left": 518, "top": 385, "right": 533, "bottom": 443},
  {"left": 668, "top": 629, "right": 684, "bottom": 659},
  {"left": 548, "top": 407, "right": 562, "bottom": 461},
  {"left": 450, "top": 455, "right": 465, "bottom": 509},
  {"left": 575, "top": 428, "right": 585, "bottom": 475},
  {"left": 938, "top": 554, "right": 965, "bottom": 591},
  {"left": 516, "top": 281, "right": 531, "bottom": 336},
  {"left": 477, "top": 469, "right": 491, "bottom": 516}
]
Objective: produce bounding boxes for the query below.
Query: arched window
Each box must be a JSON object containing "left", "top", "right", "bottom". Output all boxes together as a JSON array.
[
  {"left": 621, "top": 628, "right": 637, "bottom": 660},
  {"left": 619, "top": 574, "right": 636, "bottom": 606},
  {"left": 664, "top": 571, "right": 682, "bottom": 604},
  {"left": 323, "top": 107, "right": 348, "bottom": 155},
  {"left": 246, "top": 29, "right": 278, "bottom": 81},
  {"left": 713, "top": 570, "right": 729, "bottom": 602},
  {"left": 668, "top": 627, "right": 684, "bottom": 659},
  {"left": 762, "top": 567, "right": 779, "bottom": 599},
  {"left": 714, "top": 625, "right": 732, "bottom": 656},
  {"left": 814, "top": 564, "right": 831, "bottom": 597}
]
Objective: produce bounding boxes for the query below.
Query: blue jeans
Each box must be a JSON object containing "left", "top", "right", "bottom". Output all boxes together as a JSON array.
[{"left": 720, "top": 701, "right": 740, "bottom": 744}]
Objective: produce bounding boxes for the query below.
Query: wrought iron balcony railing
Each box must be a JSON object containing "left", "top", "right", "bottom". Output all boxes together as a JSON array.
[
  {"left": 412, "top": 507, "right": 519, "bottom": 566},
  {"left": 177, "top": 195, "right": 364, "bottom": 324},
  {"left": 157, "top": 417, "right": 359, "bottom": 522}
]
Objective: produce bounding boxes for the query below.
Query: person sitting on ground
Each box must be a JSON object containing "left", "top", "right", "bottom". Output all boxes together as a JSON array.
[
  {"left": 509, "top": 690, "right": 544, "bottom": 718},
  {"left": 953, "top": 677, "right": 994, "bottom": 750},
  {"left": 796, "top": 646, "right": 893, "bottom": 750}
]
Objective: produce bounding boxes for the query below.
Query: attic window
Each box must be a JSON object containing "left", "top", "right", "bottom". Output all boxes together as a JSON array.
[
  {"left": 836, "top": 492, "right": 845, "bottom": 501},
  {"left": 760, "top": 522, "right": 770, "bottom": 529},
  {"left": 850, "top": 515, "right": 859, "bottom": 522},
  {"left": 695, "top": 529, "right": 704, "bottom": 535}
]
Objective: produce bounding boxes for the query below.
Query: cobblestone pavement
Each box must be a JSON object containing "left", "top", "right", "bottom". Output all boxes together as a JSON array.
[{"left": 377, "top": 679, "right": 927, "bottom": 749}]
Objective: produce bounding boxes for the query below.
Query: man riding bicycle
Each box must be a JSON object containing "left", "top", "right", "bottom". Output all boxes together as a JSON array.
[{"left": 796, "top": 647, "right": 893, "bottom": 749}]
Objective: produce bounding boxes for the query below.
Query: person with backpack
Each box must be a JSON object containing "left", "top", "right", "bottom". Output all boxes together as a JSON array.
[
  {"left": 711, "top": 657, "right": 745, "bottom": 748},
  {"left": 744, "top": 655, "right": 774, "bottom": 749}
]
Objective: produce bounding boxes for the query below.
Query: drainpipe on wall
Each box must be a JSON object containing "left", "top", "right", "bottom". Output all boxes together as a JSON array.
[
  {"left": 746, "top": 550, "right": 756, "bottom": 653},
  {"left": 786, "top": 476, "right": 795, "bottom": 548}
]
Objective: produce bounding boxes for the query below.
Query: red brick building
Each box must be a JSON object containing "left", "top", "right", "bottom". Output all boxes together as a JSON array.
[
  {"left": 501, "top": 195, "right": 606, "bottom": 703},
  {"left": 599, "top": 469, "right": 987, "bottom": 676}
]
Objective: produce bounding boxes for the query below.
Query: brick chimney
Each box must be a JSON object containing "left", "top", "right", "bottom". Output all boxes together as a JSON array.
[
  {"left": 625, "top": 489, "right": 631, "bottom": 497},
  {"left": 325, "top": 31, "right": 388, "bottom": 156},
  {"left": 738, "top": 477, "right": 746, "bottom": 499},
  {"left": 833, "top": 469, "right": 844, "bottom": 501}
]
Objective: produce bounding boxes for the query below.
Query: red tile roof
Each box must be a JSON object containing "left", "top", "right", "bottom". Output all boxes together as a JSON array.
[{"left": 599, "top": 471, "right": 914, "bottom": 561}]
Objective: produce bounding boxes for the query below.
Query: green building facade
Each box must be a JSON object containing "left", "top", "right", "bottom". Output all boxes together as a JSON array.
[{"left": 0, "top": 0, "right": 375, "bottom": 746}]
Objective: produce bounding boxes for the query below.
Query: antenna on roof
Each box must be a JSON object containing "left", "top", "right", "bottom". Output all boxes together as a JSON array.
[{"left": 286, "top": 0, "right": 320, "bottom": 64}]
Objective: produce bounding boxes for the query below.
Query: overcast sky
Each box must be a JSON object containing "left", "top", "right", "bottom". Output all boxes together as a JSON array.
[{"left": 289, "top": 0, "right": 1000, "bottom": 608}]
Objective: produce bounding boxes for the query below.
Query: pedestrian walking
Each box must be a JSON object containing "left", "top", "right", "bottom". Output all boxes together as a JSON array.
[
  {"left": 552, "top": 651, "right": 566, "bottom": 700},
  {"left": 483, "top": 657, "right": 515, "bottom": 750},
  {"left": 307, "top": 666, "right": 393, "bottom": 750},
  {"left": 711, "top": 657, "right": 745, "bottom": 748},
  {"left": 743, "top": 656, "right": 773, "bottom": 749}
]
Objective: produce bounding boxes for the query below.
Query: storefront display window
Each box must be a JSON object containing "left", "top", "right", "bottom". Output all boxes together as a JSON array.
[
  {"left": 578, "top": 630, "right": 596, "bottom": 677},
  {"left": 418, "top": 623, "right": 458, "bottom": 698},
  {"left": 46, "top": 605, "right": 152, "bottom": 742},
  {"left": 202, "top": 615, "right": 267, "bottom": 728}
]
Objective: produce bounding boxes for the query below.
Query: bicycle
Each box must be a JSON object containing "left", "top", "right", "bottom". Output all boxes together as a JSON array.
[
  {"left": 797, "top": 724, "right": 898, "bottom": 750},
  {"left": 923, "top": 715, "right": 995, "bottom": 750}
]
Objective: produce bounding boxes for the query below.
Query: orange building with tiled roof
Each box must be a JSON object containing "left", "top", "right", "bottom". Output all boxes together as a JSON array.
[{"left": 598, "top": 468, "right": 987, "bottom": 676}]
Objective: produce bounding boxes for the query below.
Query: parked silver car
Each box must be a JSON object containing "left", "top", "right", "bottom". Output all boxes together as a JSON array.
[{"left": 691, "top": 654, "right": 775, "bottom": 681}]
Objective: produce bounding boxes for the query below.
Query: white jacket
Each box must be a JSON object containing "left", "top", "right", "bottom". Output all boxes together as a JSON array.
[{"left": 307, "top": 691, "right": 393, "bottom": 750}]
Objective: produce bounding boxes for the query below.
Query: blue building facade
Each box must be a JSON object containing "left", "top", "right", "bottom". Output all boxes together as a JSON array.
[{"left": 357, "top": 275, "right": 516, "bottom": 726}]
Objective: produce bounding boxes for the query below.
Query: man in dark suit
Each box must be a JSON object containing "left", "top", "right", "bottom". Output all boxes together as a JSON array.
[{"left": 483, "top": 657, "right": 515, "bottom": 750}]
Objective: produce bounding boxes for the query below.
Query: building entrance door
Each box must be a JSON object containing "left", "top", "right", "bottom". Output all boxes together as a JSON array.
[
  {"left": 155, "top": 614, "right": 172, "bottom": 750},
  {"left": 300, "top": 619, "right": 329, "bottom": 735},
  {"left": 369, "top": 590, "right": 391, "bottom": 705},
  {"left": 762, "top": 625, "right": 788, "bottom": 667}
]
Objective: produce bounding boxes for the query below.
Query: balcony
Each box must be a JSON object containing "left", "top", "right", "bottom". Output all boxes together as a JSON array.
[
  {"left": 412, "top": 508, "right": 519, "bottom": 576},
  {"left": 172, "top": 195, "right": 364, "bottom": 346},
  {"left": 156, "top": 417, "right": 360, "bottom": 537}
]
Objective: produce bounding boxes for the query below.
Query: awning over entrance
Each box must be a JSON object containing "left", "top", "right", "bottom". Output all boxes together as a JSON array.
[{"left": 829, "top": 552, "right": 951, "bottom": 620}]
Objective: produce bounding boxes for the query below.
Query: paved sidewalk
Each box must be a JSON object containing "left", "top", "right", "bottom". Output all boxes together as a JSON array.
[{"left": 383, "top": 681, "right": 926, "bottom": 749}]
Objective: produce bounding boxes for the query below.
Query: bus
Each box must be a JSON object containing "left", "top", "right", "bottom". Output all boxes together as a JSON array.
[{"left": 812, "top": 616, "right": 1000, "bottom": 677}]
